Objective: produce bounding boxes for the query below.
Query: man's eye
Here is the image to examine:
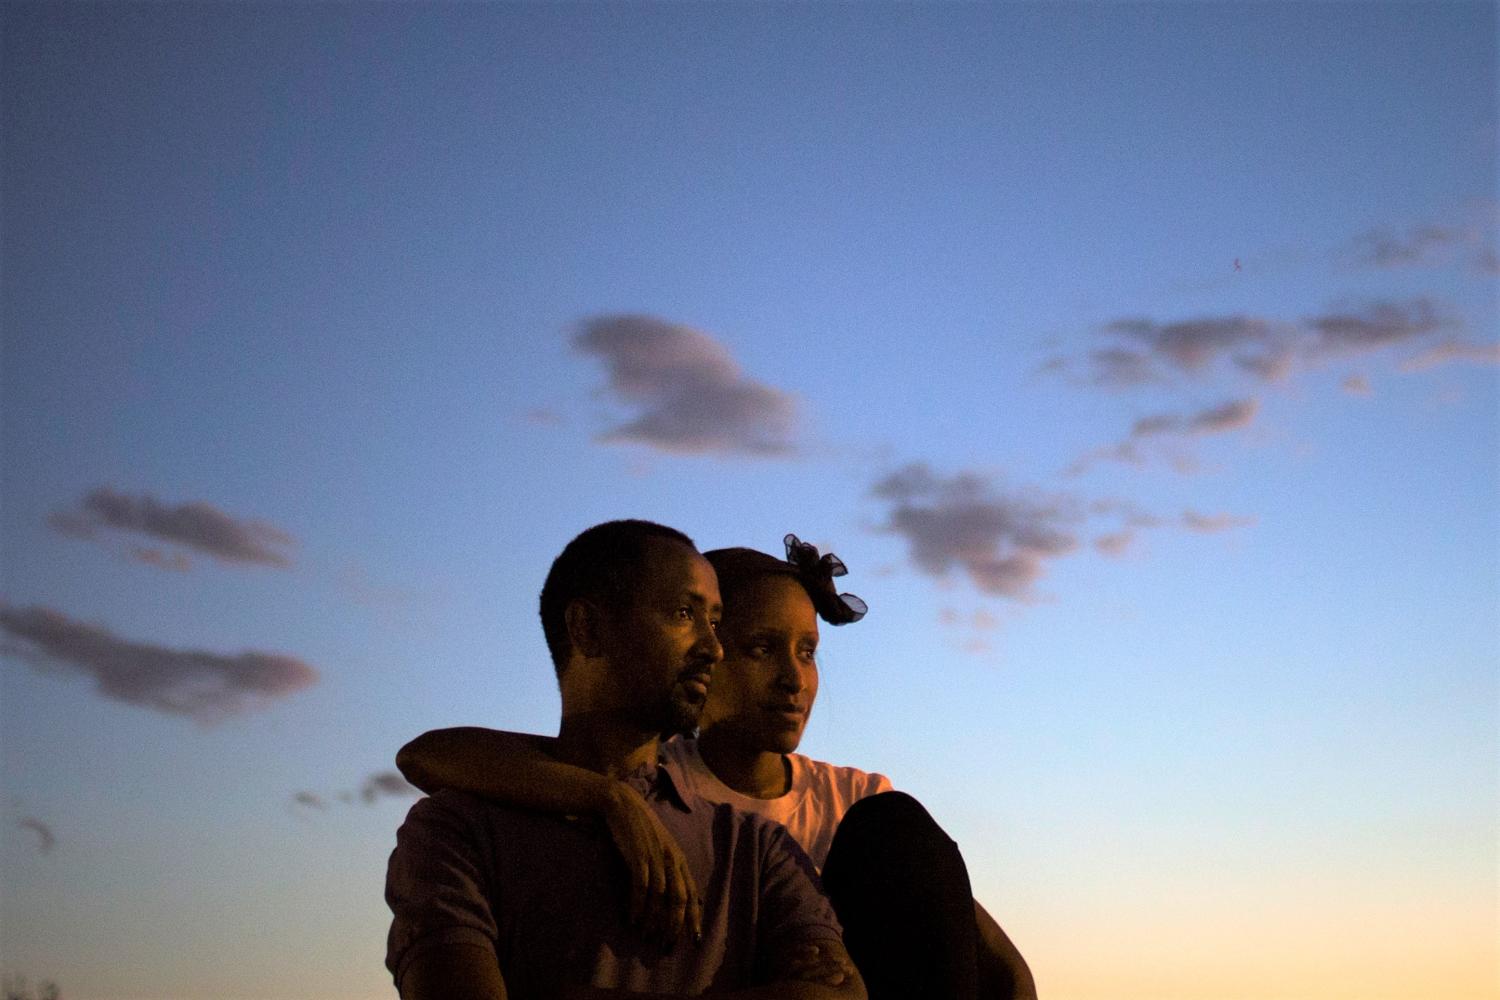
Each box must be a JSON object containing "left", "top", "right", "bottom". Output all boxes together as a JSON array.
[
  {"left": 677, "top": 607, "right": 692, "bottom": 621},
  {"left": 709, "top": 619, "right": 720, "bottom": 632},
  {"left": 799, "top": 648, "right": 818, "bottom": 661},
  {"left": 748, "top": 645, "right": 770, "bottom": 658}
]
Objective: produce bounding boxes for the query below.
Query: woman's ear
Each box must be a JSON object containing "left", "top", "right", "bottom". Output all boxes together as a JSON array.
[{"left": 565, "top": 599, "right": 606, "bottom": 659}]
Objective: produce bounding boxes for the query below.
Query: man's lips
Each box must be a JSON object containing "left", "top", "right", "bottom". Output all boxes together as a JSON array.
[
  {"left": 679, "top": 670, "right": 712, "bottom": 699},
  {"left": 766, "top": 703, "right": 807, "bottom": 724}
]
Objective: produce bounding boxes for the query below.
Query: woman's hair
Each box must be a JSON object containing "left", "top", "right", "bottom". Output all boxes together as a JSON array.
[{"left": 704, "top": 535, "right": 866, "bottom": 627}]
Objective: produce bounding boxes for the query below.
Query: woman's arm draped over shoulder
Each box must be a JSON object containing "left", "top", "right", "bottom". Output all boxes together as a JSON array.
[{"left": 395, "top": 726, "right": 702, "bottom": 946}]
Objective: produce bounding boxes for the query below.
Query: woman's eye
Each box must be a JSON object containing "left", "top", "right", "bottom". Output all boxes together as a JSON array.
[
  {"left": 748, "top": 645, "right": 770, "bottom": 658},
  {"left": 799, "top": 648, "right": 817, "bottom": 662},
  {"left": 709, "top": 619, "right": 720, "bottom": 632},
  {"left": 676, "top": 607, "right": 692, "bottom": 621}
]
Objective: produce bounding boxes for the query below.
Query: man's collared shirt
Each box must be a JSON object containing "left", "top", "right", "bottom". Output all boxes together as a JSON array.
[{"left": 385, "top": 751, "right": 842, "bottom": 998}]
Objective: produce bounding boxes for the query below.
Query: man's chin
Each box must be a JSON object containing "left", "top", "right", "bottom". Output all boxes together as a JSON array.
[{"left": 660, "top": 692, "right": 705, "bottom": 735}]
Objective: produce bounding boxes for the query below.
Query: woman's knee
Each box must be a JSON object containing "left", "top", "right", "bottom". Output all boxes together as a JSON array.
[{"left": 826, "top": 791, "right": 966, "bottom": 877}]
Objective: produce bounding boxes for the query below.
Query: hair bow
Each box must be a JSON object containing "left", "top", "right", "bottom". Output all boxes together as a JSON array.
[{"left": 783, "top": 533, "right": 868, "bottom": 626}]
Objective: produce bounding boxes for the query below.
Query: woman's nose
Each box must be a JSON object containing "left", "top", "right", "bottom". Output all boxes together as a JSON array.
[{"left": 776, "top": 653, "right": 804, "bottom": 691}]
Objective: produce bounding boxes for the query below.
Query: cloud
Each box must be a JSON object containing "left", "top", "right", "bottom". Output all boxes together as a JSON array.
[
  {"left": 1052, "top": 298, "right": 1459, "bottom": 391},
  {"left": 1341, "top": 374, "right": 1373, "bottom": 396},
  {"left": 872, "top": 463, "right": 1081, "bottom": 601},
  {"left": 1397, "top": 339, "right": 1500, "bottom": 372},
  {"left": 128, "top": 547, "right": 192, "bottom": 572},
  {"left": 1303, "top": 298, "right": 1450, "bottom": 358},
  {"left": 360, "top": 771, "right": 421, "bottom": 804},
  {"left": 48, "top": 488, "right": 295, "bottom": 568},
  {"left": 1104, "top": 315, "right": 1286, "bottom": 379},
  {"left": 17, "top": 817, "right": 55, "bottom": 854},
  {"left": 937, "top": 607, "right": 999, "bottom": 630},
  {"left": 1093, "top": 530, "right": 1137, "bottom": 557},
  {"left": 1181, "top": 510, "right": 1257, "bottom": 533},
  {"left": 1348, "top": 223, "right": 1482, "bottom": 268},
  {"left": 1069, "top": 398, "right": 1260, "bottom": 475},
  {"left": 1347, "top": 216, "right": 1497, "bottom": 275},
  {"left": 291, "top": 771, "right": 421, "bottom": 815},
  {"left": 1082, "top": 347, "right": 1162, "bottom": 388},
  {"left": 574, "top": 315, "right": 799, "bottom": 456},
  {"left": 1133, "top": 398, "right": 1260, "bottom": 438},
  {"left": 0, "top": 605, "right": 318, "bottom": 723}
]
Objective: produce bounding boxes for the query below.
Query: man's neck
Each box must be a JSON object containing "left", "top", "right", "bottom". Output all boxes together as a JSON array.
[
  {"left": 554, "top": 709, "right": 662, "bottom": 778},
  {"left": 697, "top": 728, "right": 791, "bottom": 799}
]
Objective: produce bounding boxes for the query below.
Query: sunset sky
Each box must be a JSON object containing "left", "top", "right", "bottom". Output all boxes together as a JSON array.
[{"left": 2, "top": 4, "right": 1496, "bottom": 999}]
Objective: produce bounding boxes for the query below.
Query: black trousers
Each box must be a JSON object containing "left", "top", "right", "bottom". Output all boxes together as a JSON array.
[{"left": 820, "top": 791, "right": 981, "bottom": 1000}]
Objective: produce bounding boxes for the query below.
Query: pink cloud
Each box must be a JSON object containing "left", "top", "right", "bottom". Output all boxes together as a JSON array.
[
  {"left": 49, "top": 488, "right": 294, "bottom": 568},
  {"left": 574, "top": 315, "right": 799, "bottom": 456},
  {"left": 872, "top": 463, "right": 1080, "bottom": 602},
  {"left": 0, "top": 605, "right": 317, "bottom": 723}
]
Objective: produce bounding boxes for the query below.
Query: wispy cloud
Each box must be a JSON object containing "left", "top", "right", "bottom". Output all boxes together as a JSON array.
[
  {"left": 292, "top": 771, "right": 420, "bottom": 813},
  {"left": 1397, "top": 338, "right": 1500, "bottom": 372},
  {"left": 17, "top": 817, "right": 56, "bottom": 854},
  {"left": 1345, "top": 208, "right": 1497, "bottom": 275},
  {"left": 360, "top": 771, "right": 420, "bottom": 803},
  {"left": 1341, "top": 374, "right": 1373, "bottom": 396},
  {"left": 1093, "top": 530, "right": 1138, "bottom": 557},
  {"left": 1106, "top": 315, "right": 1285, "bottom": 379},
  {"left": 1181, "top": 510, "right": 1257, "bottom": 533},
  {"left": 1303, "top": 298, "right": 1450, "bottom": 358},
  {"left": 0, "top": 605, "right": 317, "bottom": 723},
  {"left": 48, "top": 488, "right": 295, "bottom": 569},
  {"left": 871, "top": 467, "right": 1256, "bottom": 604},
  {"left": 574, "top": 315, "right": 799, "bottom": 456},
  {"left": 871, "top": 463, "right": 1081, "bottom": 602},
  {"left": 1050, "top": 298, "right": 1458, "bottom": 391},
  {"left": 128, "top": 547, "right": 192, "bottom": 572},
  {"left": 1067, "top": 398, "right": 1260, "bottom": 475}
]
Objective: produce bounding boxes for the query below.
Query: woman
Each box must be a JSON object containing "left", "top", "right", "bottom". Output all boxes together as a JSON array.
[{"left": 397, "top": 535, "right": 1036, "bottom": 1000}]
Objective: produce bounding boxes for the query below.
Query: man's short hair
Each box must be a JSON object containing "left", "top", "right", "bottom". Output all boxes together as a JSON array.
[{"left": 539, "top": 519, "right": 697, "bottom": 677}]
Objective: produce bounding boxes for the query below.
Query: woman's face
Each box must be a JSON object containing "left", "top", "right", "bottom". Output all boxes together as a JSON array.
[{"left": 699, "top": 574, "right": 820, "bottom": 755}]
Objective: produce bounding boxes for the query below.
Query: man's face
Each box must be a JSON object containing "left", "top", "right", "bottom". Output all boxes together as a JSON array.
[{"left": 600, "top": 539, "right": 724, "bottom": 735}]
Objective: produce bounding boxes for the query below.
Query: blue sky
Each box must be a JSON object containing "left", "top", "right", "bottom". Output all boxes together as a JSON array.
[{"left": 3, "top": 4, "right": 1496, "bottom": 999}]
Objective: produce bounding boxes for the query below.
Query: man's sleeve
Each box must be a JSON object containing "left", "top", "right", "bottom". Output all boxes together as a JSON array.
[
  {"left": 753, "top": 821, "right": 845, "bottom": 979},
  {"left": 385, "top": 792, "right": 502, "bottom": 992}
]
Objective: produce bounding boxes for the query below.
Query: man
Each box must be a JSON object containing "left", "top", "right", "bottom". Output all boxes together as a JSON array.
[{"left": 385, "top": 519, "right": 866, "bottom": 1000}]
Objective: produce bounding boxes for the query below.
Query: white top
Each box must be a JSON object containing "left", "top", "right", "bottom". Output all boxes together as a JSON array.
[{"left": 660, "top": 735, "right": 893, "bottom": 870}]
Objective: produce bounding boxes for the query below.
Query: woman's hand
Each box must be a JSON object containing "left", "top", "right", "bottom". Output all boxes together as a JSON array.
[{"left": 597, "top": 780, "right": 703, "bottom": 953}]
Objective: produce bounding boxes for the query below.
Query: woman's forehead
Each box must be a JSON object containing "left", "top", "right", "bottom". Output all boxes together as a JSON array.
[{"left": 725, "top": 574, "right": 816, "bottom": 625}]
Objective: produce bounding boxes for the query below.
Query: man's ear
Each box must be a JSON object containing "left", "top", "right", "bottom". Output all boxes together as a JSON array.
[{"left": 565, "top": 599, "right": 608, "bottom": 659}]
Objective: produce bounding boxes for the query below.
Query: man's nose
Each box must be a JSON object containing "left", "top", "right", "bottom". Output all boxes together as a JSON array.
[{"left": 695, "top": 618, "right": 723, "bottom": 663}]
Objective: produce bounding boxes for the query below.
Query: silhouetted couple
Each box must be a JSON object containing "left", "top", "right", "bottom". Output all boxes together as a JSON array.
[{"left": 385, "top": 520, "right": 1036, "bottom": 1000}]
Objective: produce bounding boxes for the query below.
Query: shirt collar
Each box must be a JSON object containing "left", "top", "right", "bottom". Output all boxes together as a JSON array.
[{"left": 621, "top": 751, "right": 694, "bottom": 813}]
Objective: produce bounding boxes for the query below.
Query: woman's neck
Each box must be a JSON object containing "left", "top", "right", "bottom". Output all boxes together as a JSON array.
[{"left": 697, "top": 728, "right": 791, "bottom": 799}]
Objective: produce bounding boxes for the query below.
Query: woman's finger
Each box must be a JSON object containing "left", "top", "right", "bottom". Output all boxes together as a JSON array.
[{"left": 686, "top": 874, "right": 703, "bottom": 944}]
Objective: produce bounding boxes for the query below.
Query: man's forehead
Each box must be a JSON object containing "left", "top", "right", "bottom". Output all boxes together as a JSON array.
[{"left": 640, "top": 539, "right": 720, "bottom": 597}]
